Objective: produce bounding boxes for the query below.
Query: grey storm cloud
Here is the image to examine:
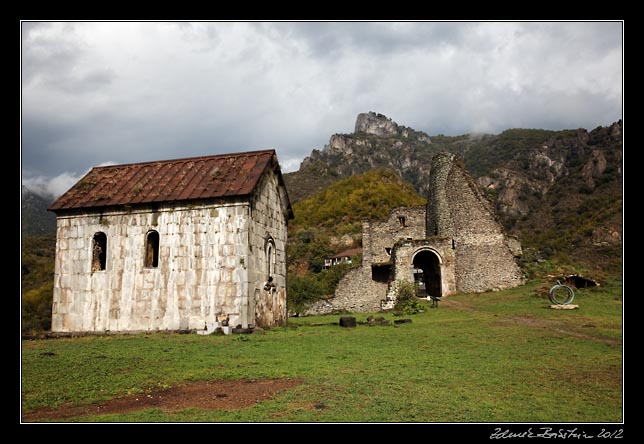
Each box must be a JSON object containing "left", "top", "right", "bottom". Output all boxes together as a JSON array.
[{"left": 21, "top": 21, "right": 622, "bottom": 199}]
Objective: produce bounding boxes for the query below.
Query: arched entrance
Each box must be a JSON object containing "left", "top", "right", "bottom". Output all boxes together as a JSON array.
[{"left": 412, "top": 249, "right": 442, "bottom": 298}]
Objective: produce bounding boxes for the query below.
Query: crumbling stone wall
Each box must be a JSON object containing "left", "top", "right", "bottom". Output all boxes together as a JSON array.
[
  {"left": 388, "top": 238, "right": 456, "bottom": 298},
  {"left": 426, "top": 153, "right": 454, "bottom": 238},
  {"left": 428, "top": 153, "right": 525, "bottom": 293},
  {"left": 306, "top": 153, "right": 525, "bottom": 315},
  {"left": 363, "top": 207, "right": 426, "bottom": 266},
  {"left": 307, "top": 207, "right": 425, "bottom": 315},
  {"left": 304, "top": 266, "right": 387, "bottom": 315}
]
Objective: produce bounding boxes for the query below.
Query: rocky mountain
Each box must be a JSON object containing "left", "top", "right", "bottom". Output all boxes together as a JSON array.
[
  {"left": 288, "top": 112, "right": 436, "bottom": 202},
  {"left": 21, "top": 186, "right": 57, "bottom": 236},
  {"left": 284, "top": 112, "right": 623, "bottom": 273}
]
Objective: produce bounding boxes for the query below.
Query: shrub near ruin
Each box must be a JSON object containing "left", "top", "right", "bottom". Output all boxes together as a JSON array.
[{"left": 392, "top": 280, "right": 425, "bottom": 315}]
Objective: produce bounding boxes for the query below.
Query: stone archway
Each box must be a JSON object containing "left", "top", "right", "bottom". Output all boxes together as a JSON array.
[{"left": 412, "top": 249, "right": 442, "bottom": 298}]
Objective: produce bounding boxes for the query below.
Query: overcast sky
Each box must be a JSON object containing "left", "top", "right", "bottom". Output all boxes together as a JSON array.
[{"left": 21, "top": 21, "right": 623, "bottom": 198}]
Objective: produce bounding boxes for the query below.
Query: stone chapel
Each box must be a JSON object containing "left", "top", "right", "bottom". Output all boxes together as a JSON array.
[{"left": 48, "top": 149, "right": 293, "bottom": 333}]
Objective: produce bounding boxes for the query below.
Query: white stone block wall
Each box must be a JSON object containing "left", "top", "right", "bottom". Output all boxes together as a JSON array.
[
  {"left": 51, "top": 162, "right": 292, "bottom": 333},
  {"left": 247, "top": 170, "right": 289, "bottom": 327},
  {"left": 51, "top": 200, "right": 253, "bottom": 332}
]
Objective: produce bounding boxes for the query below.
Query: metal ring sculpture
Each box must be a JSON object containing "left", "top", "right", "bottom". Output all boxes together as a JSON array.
[{"left": 548, "top": 280, "right": 575, "bottom": 305}]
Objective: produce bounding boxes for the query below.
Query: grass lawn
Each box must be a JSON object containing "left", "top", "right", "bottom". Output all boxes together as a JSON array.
[{"left": 21, "top": 277, "right": 622, "bottom": 423}]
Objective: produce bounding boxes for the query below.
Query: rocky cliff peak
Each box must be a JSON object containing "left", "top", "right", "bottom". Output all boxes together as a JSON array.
[{"left": 354, "top": 112, "right": 400, "bottom": 136}]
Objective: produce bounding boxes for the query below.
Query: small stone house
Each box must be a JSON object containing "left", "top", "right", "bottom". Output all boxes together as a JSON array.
[
  {"left": 307, "top": 152, "right": 525, "bottom": 314},
  {"left": 324, "top": 248, "right": 363, "bottom": 269},
  {"left": 48, "top": 149, "right": 293, "bottom": 333}
]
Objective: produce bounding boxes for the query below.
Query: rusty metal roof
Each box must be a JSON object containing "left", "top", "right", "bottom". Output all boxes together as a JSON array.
[
  {"left": 48, "top": 149, "right": 292, "bottom": 215},
  {"left": 331, "top": 248, "right": 363, "bottom": 259}
]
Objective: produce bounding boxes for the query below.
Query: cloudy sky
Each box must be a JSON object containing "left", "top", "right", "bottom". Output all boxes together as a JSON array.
[{"left": 21, "top": 21, "right": 623, "bottom": 198}]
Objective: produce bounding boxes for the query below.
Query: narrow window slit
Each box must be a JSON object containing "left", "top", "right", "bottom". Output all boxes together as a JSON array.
[
  {"left": 145, "top": 230, "right": 159, "bottom": 268},
  {"left": 92, "top": 232, "right": 107, "bottom": 272}
]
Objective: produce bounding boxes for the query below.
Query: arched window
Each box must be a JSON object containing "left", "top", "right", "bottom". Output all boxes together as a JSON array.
[
  {"left": 145, "top": 230, "right": 159, "bottom": 268},
  {"left": 92, "top": 232, "right": 107, "bottom": 272},
  {"left": 265, "top": 236, "right": 276, "bottom": 279}
]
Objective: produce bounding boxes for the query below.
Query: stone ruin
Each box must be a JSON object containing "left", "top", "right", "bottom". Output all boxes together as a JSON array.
[{"left": 306, "top": 152, "right": 525, "bottom": 315}]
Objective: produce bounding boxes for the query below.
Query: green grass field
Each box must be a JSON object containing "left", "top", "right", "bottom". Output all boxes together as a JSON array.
[{"left": 21, "top": 277, "right": 622, "bottom": 423}]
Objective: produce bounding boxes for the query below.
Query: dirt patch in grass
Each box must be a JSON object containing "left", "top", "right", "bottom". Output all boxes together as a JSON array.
[
  {"left": 22, "top": 378, "right": 303, "bottom": 422},
  {"left": 439, "top": 298, "right": 477, "bottom": 311},
  {"left": 444, "top": 297, "right": 621, "bottom": 346},
  {"left": 504, "top": 315, "right": 621, "bottom": 345}
]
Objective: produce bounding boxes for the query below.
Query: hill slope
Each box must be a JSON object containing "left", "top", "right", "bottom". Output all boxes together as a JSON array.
[
  {"left": 21, "top": 186, "right": 57, "bottom": 236},
  {"left": 288, "top": 169, "right": 426, "bottom": 272},
  {"left": 286, "top": 169, "right": 427, "bottom": 312},
  {"left": 284, "top": 112, "right": 437, "bottom": 203},
  {"left": 291, "top": 169, "right": 426, "bottom": 236},
  {"left": 284, "top": 112, "right": 623, "bottom": 274},
  {"left": 21, "top": 187, "right": 57, "bottom": 332}
]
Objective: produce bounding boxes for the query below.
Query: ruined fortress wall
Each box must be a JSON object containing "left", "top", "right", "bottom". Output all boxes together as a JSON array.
[
  {"left": 426, "top": 153, "right": 454, "bottom": 238},
  {"left": 390, "top": 238, "right": 457, "bottom": 297},
  {"left": 440, "top": 155, "right": 525, "bottom": 292},
  {"left": 304, "top": 266, "right": 388, "bottom": 315},
  {"left": 314, "top": 206, "right": 426, "bottom": 315},
  {"left": 310, "top": 151, "right": 526, "bottom": 315},
  {"left": 363, "top": 207, "right": 426, "bottom": 266}
]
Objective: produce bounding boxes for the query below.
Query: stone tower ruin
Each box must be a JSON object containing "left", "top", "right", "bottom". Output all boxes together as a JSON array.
[
  {"left": 425, "top": 152, "right": 524, "bottom": 293},
  {"left": 306, "top": 152, "right": 525, "bottom": 315}
]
